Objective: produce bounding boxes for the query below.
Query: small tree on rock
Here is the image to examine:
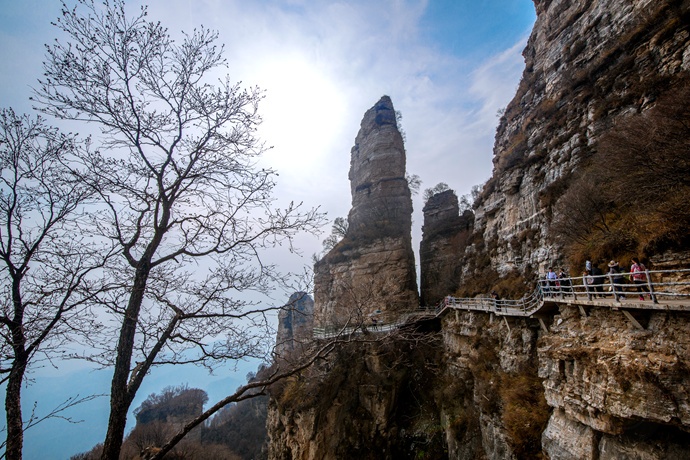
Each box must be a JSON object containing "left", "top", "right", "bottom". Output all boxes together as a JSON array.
[{"left": 423, "top": 182, "right": 450, "bottom": 202}]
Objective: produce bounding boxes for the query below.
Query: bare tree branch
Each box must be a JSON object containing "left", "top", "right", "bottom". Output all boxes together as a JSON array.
[{"left": 33, "top": 2, "right": 326, "bottom": 458}]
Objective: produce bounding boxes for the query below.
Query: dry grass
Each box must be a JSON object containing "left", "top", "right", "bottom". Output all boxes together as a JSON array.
[{"left": 499, "top": 370, "right": 551, "bottom": 460}]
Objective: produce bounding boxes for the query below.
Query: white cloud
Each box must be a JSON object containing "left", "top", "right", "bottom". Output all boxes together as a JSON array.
[{"left": 143, "top": 0, "right": 532, "bottom": 262}]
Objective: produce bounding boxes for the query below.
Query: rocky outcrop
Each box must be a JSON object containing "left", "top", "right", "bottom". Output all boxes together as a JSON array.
[
  {"left": 268, "top": 307, "right": 690, "bottom": 460},
  {"left": 539, "top": 306, "right": 690, "bottom": 459},
  {"left": 267, "top": 2, "right": 690, "bottom": 459},
  {"left": 267, "top": 332, "right": 447, "bottom": 460},
  {"left": 275, "top": 292, "right": 314, "bottom": 357},
  {"left": 313, "top": 96, "right": 418, "bottom": 328},
  {"left": 419, "top": 190, "right": 473, "bottom": 306},
  {"left": 471, "top": 0, "right": 690, "bottom": 275}
]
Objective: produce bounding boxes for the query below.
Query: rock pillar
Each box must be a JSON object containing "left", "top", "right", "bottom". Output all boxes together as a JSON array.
[
  {"left": 419, "top": 190, "right": 473, "bottom": 306},
  {"left": 314, "top": 96, "right": 419, "bottom": 328}
]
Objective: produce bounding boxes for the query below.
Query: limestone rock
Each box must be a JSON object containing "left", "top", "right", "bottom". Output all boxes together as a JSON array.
[
  {"left": 471, "top": 0, "right": 690, "bottom": 275},
  {"left": 314, "top": 96, "right": 418, "bottom": 328},
  {"left": 419, "top": 189, "right": 473, "bottom": 306},
  {"left": 275, "top": 292, "right": 314, "bottom": 357},
  {"left": 266, "top": 2, "right": 690, "bottom": 459},
  {"left": 539, "top": 305, "right": 690, "bottom": 457}
]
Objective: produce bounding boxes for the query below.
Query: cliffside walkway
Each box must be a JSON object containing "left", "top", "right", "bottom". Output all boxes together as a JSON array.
[
  {"left": 312, "top": 309, "right": 436, "bottom": 339},
  {"left": 313, "top": 269, "right": 690, "bottom": 338},
  {"left": 432, "top": 268, "right": 690, "bottom": 330}
]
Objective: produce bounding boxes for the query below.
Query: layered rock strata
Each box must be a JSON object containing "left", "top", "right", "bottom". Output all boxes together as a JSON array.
[
  {"left": 275, "top": 292, "right": 314, "bottom": 357},
  {"left": 419, "top": 190, "right": 473, "bottom": 307},
  {"left": 267, "top": 308, "right": 690, "bottom": 460},
  {"left": 267, "top": 1, "right": 690, "bottom": 458},
  {"left": 313, "top": 96, "right": 419, "bottom": 328},
  {"left": 267, "top": 333, "right": 447, "bottom": 460},
  {"left": 472, "top": 0, "right": 690, "bottom": 274},
  {"left": 539, "top": 307, "right": 690, "bottom": 459}
]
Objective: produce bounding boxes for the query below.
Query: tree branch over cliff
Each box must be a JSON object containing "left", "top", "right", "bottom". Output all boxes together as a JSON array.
[
  {"left": 34, "top": 1, "right": 325, "bottom": 458},
  {"left": 148, "top": 331, "right": 366, "bottom": 459}
]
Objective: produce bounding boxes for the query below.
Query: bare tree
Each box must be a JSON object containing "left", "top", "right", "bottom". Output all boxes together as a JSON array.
[
  {"left": 551, "top": 78, "right": 690, "bottom": 261},
  {"left": 0, "top": 109, "right": 109, "bottom": 460},
  {"left": 34, "top": 1, "right": 324, "bottom": 458},
  {"left": 550, "top": 171, "right": 619, "bottom": 246},
  {"left": 148, "top": 309, "right": 432, "bottom": 460},
  {"left": 406, "top": 173, "right": 421, "bottom": 196},
  {"left": 320, "top": 216, "right": 348, "bottom": 253},
  {"left": 423, "top": 182, "right": 450, "bottom": 202},
  {"left": 595, "top": 79, "right": 690, "bottom": 246}
]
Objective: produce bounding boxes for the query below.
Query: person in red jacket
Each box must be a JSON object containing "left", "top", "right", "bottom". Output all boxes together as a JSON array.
[{"left": 630, "top": 257, "right": 650, "bottom": 300}]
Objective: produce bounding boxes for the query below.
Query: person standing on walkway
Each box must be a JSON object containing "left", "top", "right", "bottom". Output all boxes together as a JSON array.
[
  {"left": 590, "top": 264, "right": 604, "bottom": 297},
  {"left": 608, "top": 260, "right": 626, "bottom": 299},
  {"left": 630, "top": 257, "right": 650, "bottom": 300},
  {"left": 546, "top": 267, "right": 558, "bottom": 296},
  {"left": 558, "top": 268, "right": 572, "bottom": 296}
]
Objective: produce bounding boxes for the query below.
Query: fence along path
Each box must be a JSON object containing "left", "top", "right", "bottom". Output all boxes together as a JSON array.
[
  {"left": 313, "top": 269, "right": 690, "bottom": 338},
  {"left": 439, "top": 268, "right": 690, "bottom": 317}
]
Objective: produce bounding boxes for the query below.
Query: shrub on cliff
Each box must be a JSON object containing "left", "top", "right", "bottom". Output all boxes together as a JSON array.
[
  {"left": 500, "top": 370, "right": 550, "bottom": 459},
  {"left": 551, "top": 78, "right": 690, "bottom": 264}
]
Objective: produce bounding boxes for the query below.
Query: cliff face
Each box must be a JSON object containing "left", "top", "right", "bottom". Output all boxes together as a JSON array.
[
  {"left": 266, "top": 1, "right": 690, "bottom": 459},
  {"left": 267, "top": 333, "right": 447, "bottom": 460},
  {"left": 275, "top": 292, "right": 314, "bottom": 357},
  {"left": 268, "top": 308, "right": 690, "bottom": 460},
  {"left": 539, "top": 307, "right": 690, "bottom": 459},
  {"left": 313, "top": 96, "right": 419, "bottom": 328},
  {"left": 472, "top": 0, "right": 690, "bottom": 275},
  {"left": 419, "top": 190, "right": 473, "bottom": 307}
]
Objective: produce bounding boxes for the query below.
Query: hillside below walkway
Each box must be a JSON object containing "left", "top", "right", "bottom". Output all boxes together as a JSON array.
[{"left": 313, "top": 269, "right": 690, "bottom": 338}]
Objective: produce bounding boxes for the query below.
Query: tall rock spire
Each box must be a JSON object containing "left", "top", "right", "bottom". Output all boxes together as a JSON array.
[
  {"left": 314, "top": 96, "right": 419, "bottom": 328},
  {"left": 347, "top": 95, "right": 412, "bottom": 239},
  {"left": 419, "top": 189, "right": 473, "bottom": 307},
  {"left": 275, "top": 292, "right": 314, "bottom": 357}
]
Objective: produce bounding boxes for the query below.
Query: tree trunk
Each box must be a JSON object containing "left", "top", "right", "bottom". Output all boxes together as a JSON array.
[
  {"left": 100, "top": 265, "right": 150, "bottom": 460},
  {"left": 5, "top": 358, "right": 27, "bottom": 460},
  {"left": 6, "top": 277, "right": 28, "bottom": 460}
]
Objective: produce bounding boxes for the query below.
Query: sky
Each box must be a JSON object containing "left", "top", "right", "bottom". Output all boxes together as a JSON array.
[{"left": 0, "top": 1, "right": 536, "bottom": 458}]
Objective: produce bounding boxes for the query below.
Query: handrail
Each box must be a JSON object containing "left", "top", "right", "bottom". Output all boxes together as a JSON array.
[
  {"left": 537, "top": 268, "right": 690, "bottom": 304},
  {"left": 313, "top": 268, "right": 690, "bottom": 338}
]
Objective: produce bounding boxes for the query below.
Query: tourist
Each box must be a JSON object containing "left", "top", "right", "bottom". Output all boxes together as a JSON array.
[
  {"left": 491, "top": 291, "right": 501, "bottom": 312},
  {"left": 630, "top": 257, "right": 651, "bottom": 300},
  {"left": 591, "top": 263, "right": 605, "bottom": 298},
  {"left": 558, "top": 268, "right": 572, "bottom": 296},
  {"left": 582, "top": 270, "right": 594, "bottom": 298},
  {"left": 607, "top": 260, "right": 626, "bottom": 299},
  {"left": 546, "top": 267, "right": 558, "bottom": 296}
]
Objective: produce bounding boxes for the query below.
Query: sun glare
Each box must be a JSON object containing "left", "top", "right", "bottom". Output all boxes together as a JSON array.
[{"left": 254, "top": 55, "right": 347, "bottom": 177}]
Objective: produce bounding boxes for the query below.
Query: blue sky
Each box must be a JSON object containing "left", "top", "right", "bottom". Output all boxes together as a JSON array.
[{"left": 0, "top": 1, "right": 536, "bottom": 458}]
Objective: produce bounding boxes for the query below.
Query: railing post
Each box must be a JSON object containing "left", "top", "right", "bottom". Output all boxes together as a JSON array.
[
  {"left": 572, "top": 276, "right": 577, "bottom": 300},
  {"left": 645, "top": 269, "right": 658, "bottom": 304},
  {"left": 584, "top": 276, "right": 592, "bottom": 301},
  {"left": 608, "top": 272, "right": 619, "bottom": 301}
]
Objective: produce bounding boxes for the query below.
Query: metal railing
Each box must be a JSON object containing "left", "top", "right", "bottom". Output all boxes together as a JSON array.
[
  {"left": 313, "top": 268, "right": 690, "bottom": 337},
  {"left": 537, "top": 268, "right": 690, "bottom": 304},
  {"left": 438, "top": 287, "right": 544, "bottom": 318},
  {"left": 313, "top": 308, "right": 436, "bottom": 339}
]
